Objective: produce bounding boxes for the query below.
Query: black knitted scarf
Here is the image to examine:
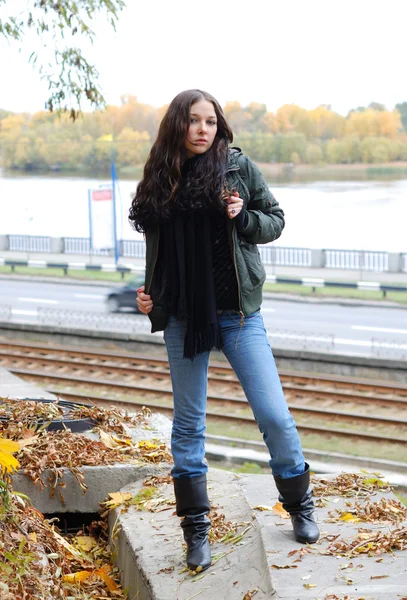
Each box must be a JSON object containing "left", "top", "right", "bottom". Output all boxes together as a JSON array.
[{"left": 160, "top": 209, "right": 222, "bottom": 360}]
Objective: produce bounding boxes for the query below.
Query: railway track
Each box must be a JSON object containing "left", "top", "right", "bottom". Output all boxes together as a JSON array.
[{"left": 1, "top": 339, "right": 407, "bottom": 451}]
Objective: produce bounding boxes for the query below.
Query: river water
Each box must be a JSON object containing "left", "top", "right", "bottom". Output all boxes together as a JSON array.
[{"left": 0, "top": 174, "right": 406, "bottom": 252}]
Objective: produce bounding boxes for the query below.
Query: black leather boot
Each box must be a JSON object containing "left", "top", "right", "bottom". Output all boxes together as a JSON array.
[
  {"left": 273, "top": 463, "right": 320, "bottom": 544},
  {"left": 173, "top": 474, "right": 211, "bottom": 571}
]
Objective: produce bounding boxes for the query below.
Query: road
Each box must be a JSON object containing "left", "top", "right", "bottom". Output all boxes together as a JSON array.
[{"left": 1, "top": 280, "right": 407, "bottom": 359}]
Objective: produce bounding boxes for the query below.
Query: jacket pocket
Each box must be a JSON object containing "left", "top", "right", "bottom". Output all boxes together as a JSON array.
[{"left": 238, "top": 240, "right": 266, "bottom": 290}]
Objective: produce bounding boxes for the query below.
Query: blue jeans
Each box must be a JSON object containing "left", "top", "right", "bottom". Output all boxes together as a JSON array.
[{"left": 164, "top": 310, "right": 305, "bottom": 480}]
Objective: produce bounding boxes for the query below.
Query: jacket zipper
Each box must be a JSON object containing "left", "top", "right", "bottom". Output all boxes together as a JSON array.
[{"left": 231, "top": 222, "right": 245, "bottom": 326}]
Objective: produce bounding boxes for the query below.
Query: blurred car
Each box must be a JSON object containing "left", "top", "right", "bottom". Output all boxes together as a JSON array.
[{"left": 106, "top": 273, "right": 145, "bottom": 313}]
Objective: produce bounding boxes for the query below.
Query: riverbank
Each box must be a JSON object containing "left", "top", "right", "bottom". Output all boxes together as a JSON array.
[
  {"left": 256, "top": 161, "right": 407, "bottom": 182},
  {"left": 2, "top": 161, "right": 407, "bottom": 183}
]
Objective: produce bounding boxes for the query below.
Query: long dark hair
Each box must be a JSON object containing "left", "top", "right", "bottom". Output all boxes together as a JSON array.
[{"left": 129, "top": 89, "right": 233, "bottom": 233}]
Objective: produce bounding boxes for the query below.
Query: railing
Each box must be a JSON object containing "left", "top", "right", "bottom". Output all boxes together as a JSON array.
[
  {"left": 8, "top": 235, "right": 51, "bottom": 253},
  {"left": 2, "top": 235, "right": 406, "bottom": 273},
  {"left": 63, "top": 237, "right": 111, "bottom": 255},
  {"left": 121, "top": 239, "right": 146, "bottom": 258},
  {"left": 325, "top": 249, "right": 389, "bottom": 272},
  {"left": 259, "top": 246, "right": 311, "bottom": 267}
]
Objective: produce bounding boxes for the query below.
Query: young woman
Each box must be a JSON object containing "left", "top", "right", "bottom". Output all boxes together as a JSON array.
[{"left": 129, "top": 89, "right": 319, "bottom": 572}]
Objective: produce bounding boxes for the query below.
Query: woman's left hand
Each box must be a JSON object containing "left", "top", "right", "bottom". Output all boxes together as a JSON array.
[{"left": 225, "top": 191, "right": 244, "bottom": 220}]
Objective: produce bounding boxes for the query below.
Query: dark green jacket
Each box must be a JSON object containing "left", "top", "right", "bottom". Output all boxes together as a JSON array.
[{"left": 144, "top": 147, "right": 285, "bottom": 332}]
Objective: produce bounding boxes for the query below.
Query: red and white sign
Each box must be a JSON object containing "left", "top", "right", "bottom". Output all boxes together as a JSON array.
[{"left": 88, "top": 187, "right": 115, "bottom": 249}]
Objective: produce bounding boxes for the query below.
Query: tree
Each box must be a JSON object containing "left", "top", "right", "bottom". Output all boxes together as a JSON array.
[
  {"left": 395, "top": 102, "right": 407, "bottom": 131},
  {"left": 0, "top": 0, "right": 125, "bottom": 119},
  {"left": 368, "top": 102, "right": 386, "bottom": 111}
]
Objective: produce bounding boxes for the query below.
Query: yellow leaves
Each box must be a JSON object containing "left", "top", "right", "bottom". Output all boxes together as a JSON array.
[
  {"left": 63, "top": 565, "right": 120, "bottom": 592},
  {"left": 137, "top": 440, "right": 159, "bottom": 450},
  {"left": 272, "top": 502, "right": 290, "bottom": 519},
  {"left": 303, "top": 583, "right": 317, "bottom": 589},
  {"left": 339, "top": 512, "right": 360, "bottom": 523},
  {"left": 63, "top": 570, "right": 92, "bottom": 583},
  {"left": 99, "top": 430, "right": 119, "bottom": 449},
  {"left": 362, "top": 477, "right": 386, "bottom": 488},
  {"left": 95, "top": 564, "right": 121, "bottom": 593},
  {"left": 99, "top": 430, "right": 132, "bottom": 450},
  {"left": 102, "top": 492, "right": 132, "bottom": 510},
  {"left": 75, "top": 535, "right": 97, "bottom": 553},
  {"left": 0, "top": 436, "right": 20, "bottom": 474},
  {"left": 253, "top": 504, "right": 274, "bottom": 511},
  {"left": 50, "top": 528, "right": 89, "bottom": 564},
  {"left": 136, "top": 440, "right": 172, "bottom": 464}
]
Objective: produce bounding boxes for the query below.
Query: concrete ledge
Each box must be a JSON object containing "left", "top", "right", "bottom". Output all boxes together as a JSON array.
[
  {"left": 110, "top": 468, "right": 407, "bottom": 600},
  {"left": 11, "top": 463, "right": 171, "bottom": 513},
  {"left": 110, "top": 468, "right": 275, "bottom": 600},
  {"left": 240, "top": 473, "right": 407, "bottom": 600}
]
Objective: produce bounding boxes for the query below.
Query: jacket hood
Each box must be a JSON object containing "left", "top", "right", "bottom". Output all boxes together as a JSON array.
[{"left": 227, "top": 147, "right": 243, "bottom": 172}]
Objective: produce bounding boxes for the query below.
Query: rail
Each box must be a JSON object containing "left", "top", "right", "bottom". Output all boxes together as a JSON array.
[
  {"left": 1, "top": 343, "right": 406, "bottom": 461},
  {"left": 325, "top": 249, "right": 389, "bottom": 271},
  {"left": 8, "top": 235, "right": 52, "bottom": 253}
]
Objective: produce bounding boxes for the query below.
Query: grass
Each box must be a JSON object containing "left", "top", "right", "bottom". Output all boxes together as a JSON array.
[
  {"left": 1, "top": 264, "right": 406, "bottom": 303},
  {"left": 263, "top": 282, "right": 407, "bottom": 304},
  {"left": 0, "top": 265, "right": 135, "bottom": 283},
  {"left": 205, "top": 420, "right": 407, "bottom": 464}
]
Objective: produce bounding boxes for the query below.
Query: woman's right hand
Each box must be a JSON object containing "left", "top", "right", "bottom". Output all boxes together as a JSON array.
[{"left": 136, "top": 286, "right": 153, "bottom": 314}]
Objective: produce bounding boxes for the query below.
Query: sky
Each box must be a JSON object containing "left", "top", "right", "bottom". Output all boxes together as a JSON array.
[{"left": 0, "top": 0, "right": 406, "bottom": 116}]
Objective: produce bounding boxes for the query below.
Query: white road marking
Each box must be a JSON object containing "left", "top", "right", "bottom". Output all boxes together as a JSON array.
[
  {"left": 269, "top": 332, "right": 407, "bottom": 350},
  {"left": 18, "top": 297, "right": 58, "bottom": 304},
  {"left": 352, "top": 325, "right": 407, "bottom": 335},
  {"left": 74, "top": 294, "right": 105, "bottom": 300},
  {"left": 261, "top": 307, "right": 275, "bottom": 313},
  {"left": 12, "top": 309, "right": 37, "bottom": 316}
]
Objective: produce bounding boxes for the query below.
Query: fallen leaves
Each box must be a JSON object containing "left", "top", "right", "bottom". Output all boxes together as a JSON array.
[
  {"left": 0, "top": 436, "right": 20, "bottom": 474},
  {"left": 0, "top": 488, "right": 125, "bottom": 599},
  {"left": 312, "top": 472, "right": 392, "bottom": 500},
  {"left": 242, "top": 590, "right": 258, "bottom": 599},
  {"left": 328, "top": 497, "right": 406, "bottom": 525},
  {"left": 324, "top": 526, "right": 407, "bottom": 557},
  {"left": 253, "top": 504, "right": 274, "bottom": 511},
  {"left": 272, "top": 502, "right": 290, "bottom": 519},
  {"left": 2, "top": 402, "right": 172, "bottom": 500},
  {"left": 101, "top": 491, "right": 133, "bottom": 511}
]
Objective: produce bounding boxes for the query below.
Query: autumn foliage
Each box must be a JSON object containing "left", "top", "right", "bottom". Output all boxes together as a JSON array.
[{"left": 1, "top": 96, "right": 407, "bottom": 171}]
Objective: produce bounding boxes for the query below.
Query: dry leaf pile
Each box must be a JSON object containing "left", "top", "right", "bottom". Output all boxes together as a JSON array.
[
  {"left": 0, "top": 399, "right": 153, "bottom": 440},
  {"left": 0, "top": 483, "right": 125, "bottom": 599},
  {"left": 312, "top": 472, "right": 392, "bottom": 499},
  {"left": 328, "top": 497, "right": 407, "bottom": 524},
  {"left": 0, "top": 398, "right": 65, "bottom": 437},
  {"left": 323, "top": 526, "right": 407, "bottom": 557},
  {"left": 1, "top": 402, "right": 173, "bottom": 500},
  {"left": 70, "top": 403, "right": 152, "bottom": 434},
  {"left": 208, "top": 508, "right": 242, "bottom": 544},
  {"left": 15, "top": 430, "right": 170, "bottom": 503}
]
